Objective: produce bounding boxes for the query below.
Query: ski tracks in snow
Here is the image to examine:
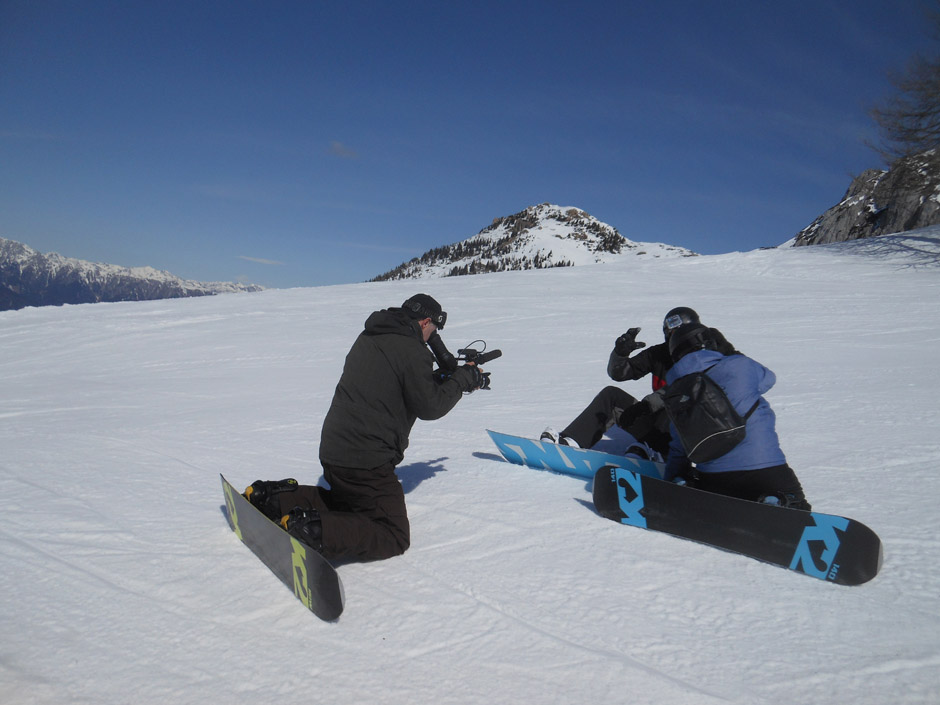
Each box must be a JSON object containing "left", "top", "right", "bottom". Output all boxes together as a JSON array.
[
  {"left": 400, "top": 549, "right": 739, "bottom": 704},
  {"left": 335, "top": 484, "right": 747, "bottom": 705}
]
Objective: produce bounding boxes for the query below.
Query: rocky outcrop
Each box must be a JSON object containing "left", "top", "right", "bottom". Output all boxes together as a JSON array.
[{"left": 793, "top": 149, "right": 940, "bottom": 246}]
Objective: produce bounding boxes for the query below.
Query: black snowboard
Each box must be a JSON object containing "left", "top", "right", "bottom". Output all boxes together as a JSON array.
[
  {"left": 592, "top": 465, "right": 882, "bottom": 586},
  {"left": 221, "top": 474, "right": 344, "bottom": 620}
]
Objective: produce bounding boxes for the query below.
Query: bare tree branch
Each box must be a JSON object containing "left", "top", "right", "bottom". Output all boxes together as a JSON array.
[{"left": 870, "top": 6, "right": 940, "bottom": 163}]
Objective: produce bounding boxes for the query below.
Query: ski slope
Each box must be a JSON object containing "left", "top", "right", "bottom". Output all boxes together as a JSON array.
[{"left": 1, "top": 230, "right": 939, "bottom": 704}]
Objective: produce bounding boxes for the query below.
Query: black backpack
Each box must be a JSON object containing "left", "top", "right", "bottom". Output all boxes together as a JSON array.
[{"left": 662, "top": 365, "right": 759, "bottom": 464}]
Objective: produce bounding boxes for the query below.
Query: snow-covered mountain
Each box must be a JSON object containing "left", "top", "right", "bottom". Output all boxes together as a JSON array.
[
  {"left": 371, "top": 203, "right": 695, "bottom": 280},
  {"left": 0, "top": 238, "right": 263, "bottom": 311}
]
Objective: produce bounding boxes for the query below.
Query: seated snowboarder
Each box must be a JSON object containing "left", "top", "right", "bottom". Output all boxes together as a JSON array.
[
  {"left": 662, "top": 322, "right": 811, "bottom": 510},
  {"left": 541, "top": 307, "right": 735, "bottom": 459}
]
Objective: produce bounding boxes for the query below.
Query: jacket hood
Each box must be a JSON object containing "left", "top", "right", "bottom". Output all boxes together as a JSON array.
[
  {"left": 667, "top": 348, "right": 727, "bottom": 381},
  {"left": 363, "top": 307, "right": 423, "bottom": 339}
]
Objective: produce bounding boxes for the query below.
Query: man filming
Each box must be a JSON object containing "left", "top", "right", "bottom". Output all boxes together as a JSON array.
[{"left": 244, "top": 294, "right": 487, "bottom": 561}]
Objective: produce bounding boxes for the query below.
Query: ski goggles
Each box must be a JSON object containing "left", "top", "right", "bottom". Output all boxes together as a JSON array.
[{"left": 663, "top": 314, "right": 685, "bottom": 335}]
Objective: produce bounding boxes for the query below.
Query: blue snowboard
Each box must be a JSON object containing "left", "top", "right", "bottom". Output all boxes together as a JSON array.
[
  {"left": 592, "top": 465, "right": 882, "bottom": 586},
  {"left": 486, "top": 429, "right": 664, "bottom": 480},
  {"left": 486, "top": 430, "right": 881, "bottom": 585}
]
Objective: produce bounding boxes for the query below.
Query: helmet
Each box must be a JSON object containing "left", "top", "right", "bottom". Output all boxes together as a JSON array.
[
  {"left": 668, "top": 323, "right": 718, "bottom": 362},
  {"left": 662, "top": 307, "right": 700, "bottom": 339}
]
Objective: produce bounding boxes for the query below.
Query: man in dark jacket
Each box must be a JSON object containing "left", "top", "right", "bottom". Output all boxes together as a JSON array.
[
  {"left": 542, "top": 307, "right": 735, "bottom": 457},
  {"left": 244, "top": 294, "right": 484, "bottom": 561}
]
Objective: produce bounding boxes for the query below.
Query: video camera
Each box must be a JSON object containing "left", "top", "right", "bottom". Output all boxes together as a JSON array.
[
  {"left": 429, "top": 334, "right": 501, "bottom": 390},
  {"left": 456, "top": 346, "right": 503, "bottom": 366}
]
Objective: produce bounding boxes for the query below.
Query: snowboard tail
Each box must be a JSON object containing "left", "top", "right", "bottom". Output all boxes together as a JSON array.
[
  {"left": 221, "top": 475, "right": 344, "bottom": 620},
  {"left": 592, "top": 465, "right": 882, "bottom": 586}
]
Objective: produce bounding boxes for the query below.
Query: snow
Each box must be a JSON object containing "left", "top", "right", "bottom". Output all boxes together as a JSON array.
[{"left": 2, "top": 229, "right": 940, "bottom": 704}]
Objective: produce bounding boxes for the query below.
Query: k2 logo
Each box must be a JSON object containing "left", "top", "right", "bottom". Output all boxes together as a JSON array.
[
  {"left": 612, "top": 467, "right": 647, "bottom": 528},
  {"left": 290, "top": 537, "right": 313, "bottom": 609},
  {"left": 789, "top": 513, "right": 849, "bottom": 580},
  {"left": 223, "top": 484, "right": 242, "bottom": 541}
]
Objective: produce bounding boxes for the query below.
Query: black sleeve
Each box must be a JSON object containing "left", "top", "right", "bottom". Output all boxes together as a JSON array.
[
  {"left": 401, "top": 345, "right": 465, "bottom": 421},
  {"left": 608, "top": 343, "right": 662, "bottom": 382}
]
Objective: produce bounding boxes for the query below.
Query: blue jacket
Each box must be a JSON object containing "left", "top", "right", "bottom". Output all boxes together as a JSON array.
[{"left": 663, "top": 349, "right": 786, "bottom": 480}]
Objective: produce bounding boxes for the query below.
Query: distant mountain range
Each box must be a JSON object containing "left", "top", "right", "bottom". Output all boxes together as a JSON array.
[
  {"left": 7, "top": 146, "right": 938, "bottom": 311},
  {"left": 370, "top": 203, "right": 695, "bottom": 281},
  {"left": 0, "top": 238, "right": 263, "bottom": 312}
]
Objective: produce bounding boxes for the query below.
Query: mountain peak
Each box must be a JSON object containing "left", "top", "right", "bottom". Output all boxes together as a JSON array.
[{"left": 371, "top": 203, "right": 696, "bottom": 281}]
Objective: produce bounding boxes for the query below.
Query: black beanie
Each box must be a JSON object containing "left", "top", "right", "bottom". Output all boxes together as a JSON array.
[{"left": 402, "top": 294, "right": 445, "bottom": 328}]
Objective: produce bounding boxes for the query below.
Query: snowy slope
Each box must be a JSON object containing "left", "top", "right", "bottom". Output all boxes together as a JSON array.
[{"left": 1, "top": 230, "right": 939, "bottom": 704}]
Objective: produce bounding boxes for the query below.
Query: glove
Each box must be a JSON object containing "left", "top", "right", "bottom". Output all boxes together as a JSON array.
[
  {"left": 452, "top": 364, "right": 486, "bottom": 393},
  {"left": 614, "top": 327, "right": 646, "bottom": 356},
  {"left": 642, "top": 390, "right": 665, "bottom": 412},
  {"left": 617, "top": 399, "right": 650, "bottom": 430}
]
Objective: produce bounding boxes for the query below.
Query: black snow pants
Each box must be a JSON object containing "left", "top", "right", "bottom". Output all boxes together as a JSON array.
[
  {"left": 692, "top": 464, "right": 812, "bottom": 511},
  {"left": 274, "top": 461, "right": 410, "bottom": 562},
  {"left": 561, "top": 385, "right": 671, "bottom": 455}
]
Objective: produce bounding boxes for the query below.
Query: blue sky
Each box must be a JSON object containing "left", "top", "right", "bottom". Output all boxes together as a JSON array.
[{"left": 0, "top": 1, "right": 935, "bottom": 288}]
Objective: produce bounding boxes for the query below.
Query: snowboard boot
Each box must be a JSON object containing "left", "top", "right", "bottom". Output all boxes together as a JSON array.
[
  {"left": 280, "top": 507, "right": 324, "bottom": 552},
  {"left": 624, "top": 441, "right": 663, "bottom": 463},
  {"left": 243, "top": 478, "right": 299, "bottom": 521},
  {"left": 759, "top": 491, "right": 812, "bottom": 512},
  {"left": 624, "top": 443, "right": 651, "bottom": 461},
  {"left": 540, "top": 427, "right": 580, "bottom": 448}
]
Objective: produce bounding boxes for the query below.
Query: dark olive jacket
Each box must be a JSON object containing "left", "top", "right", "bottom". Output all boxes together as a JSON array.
[{"left": 319, "top": 307, "right": 475, "bottom": 469}]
